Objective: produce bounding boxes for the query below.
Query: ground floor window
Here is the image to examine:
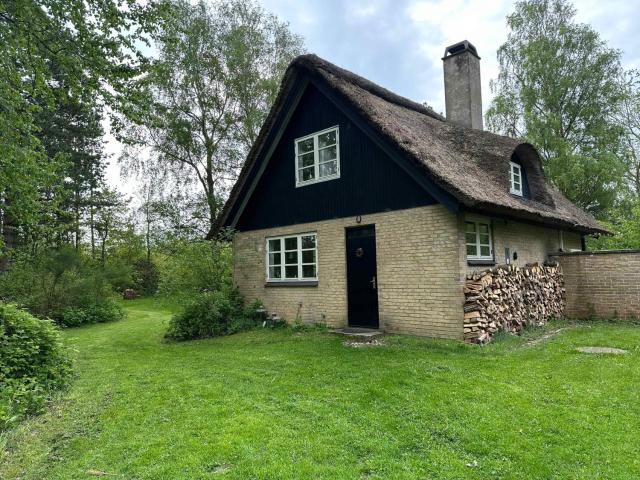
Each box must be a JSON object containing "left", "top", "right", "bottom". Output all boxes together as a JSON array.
[
  {"left": 266, "top": 232, "right": 317, "bottom": 281},
  {"left": 465, "top": 220, "right": 493, "bottom": 260}
]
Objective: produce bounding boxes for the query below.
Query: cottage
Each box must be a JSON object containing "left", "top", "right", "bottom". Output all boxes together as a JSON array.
[{"left": 216, "top": 41, "right": 605, "bottom": 339}]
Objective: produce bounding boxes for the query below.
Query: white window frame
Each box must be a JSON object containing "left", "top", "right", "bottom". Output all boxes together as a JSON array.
[
  {"left": 265, "top": 232, "right": 318, "bottom": 282},
  {"left": 294, "top": 126, "right": 340, "bottom": 187},
  {"left": 465, "top": 219, "right": 493, "bottom": 261},
  {"left": 510, "top": 161, "right": 523, "bottom": 196}
]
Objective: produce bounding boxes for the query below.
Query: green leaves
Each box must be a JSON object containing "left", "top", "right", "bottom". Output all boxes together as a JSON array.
[
  {"left": 0, "top": 303, "right": 71, "bottom": 430},
  {"left": 487, "top": 0, "right": 626, "bottom": 217},
  {"left": 120, "top": 0, "right": 304, "bottom": 239},
  {"left": 0, "top": 0, "right": 157, "bottom": 252}
]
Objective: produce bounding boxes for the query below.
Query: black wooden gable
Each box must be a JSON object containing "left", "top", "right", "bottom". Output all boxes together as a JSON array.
[{"left": 228, "top": 77, "right": 455, "bottom": 232}]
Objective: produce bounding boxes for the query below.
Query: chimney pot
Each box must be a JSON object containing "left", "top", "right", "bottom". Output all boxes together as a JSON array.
[{"left": 442, "top": 40, "right": 483, "bottom": 130}]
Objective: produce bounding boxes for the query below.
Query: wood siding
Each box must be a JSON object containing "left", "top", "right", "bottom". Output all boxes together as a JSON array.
[{"left": 235, "top": 83, "right": 437, "bottom": 232}]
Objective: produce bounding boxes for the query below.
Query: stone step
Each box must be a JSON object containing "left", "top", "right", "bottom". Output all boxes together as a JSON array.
[{"left": 331, "top": 327, "right": 383, "bottom": 339}]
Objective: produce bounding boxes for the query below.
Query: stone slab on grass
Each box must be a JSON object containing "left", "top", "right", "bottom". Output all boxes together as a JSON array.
[{"left": 576, "top": 346, "right": 628, "bottom": 354}]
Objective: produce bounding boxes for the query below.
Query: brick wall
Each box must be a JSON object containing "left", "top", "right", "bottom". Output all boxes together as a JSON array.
[
  {"left": 550, "top": 251, "right": 640, "bottom": 319},
  {"left": 233, "top": 204, "right": 465, "bottom": 339}
]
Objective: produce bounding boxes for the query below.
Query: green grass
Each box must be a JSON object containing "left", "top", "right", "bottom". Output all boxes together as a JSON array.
[{"left": 2, "top": 299, "right": 640, "bottom": 479}]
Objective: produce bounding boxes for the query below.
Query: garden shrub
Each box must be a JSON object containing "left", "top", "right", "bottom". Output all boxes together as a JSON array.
[
  {"left": 55, "top": 301, "right": 124, "bottom": 327},
  {"left": 0, "top": 247, "right": 124, "bottom": 327},
  {"left": 156, "top": 240, "right": 232, "bottom": 305},
  {"left": 0, "top": 304, "right": 71, "bottom": 430},
  {"left": 165, "top": 290, "right": 262, "bottom": 341},
  {"left": 132, "top": 258, "right": 159, "bottom": 296}
]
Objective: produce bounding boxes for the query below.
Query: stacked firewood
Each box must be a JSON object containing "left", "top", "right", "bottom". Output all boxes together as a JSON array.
[{"left": 463, "top": 262, "right": 565, "bottom": 344}]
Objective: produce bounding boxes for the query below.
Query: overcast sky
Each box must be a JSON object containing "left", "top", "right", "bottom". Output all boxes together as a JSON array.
[{"left": 105, "top": 0, "right": 640, "bottom": 193}]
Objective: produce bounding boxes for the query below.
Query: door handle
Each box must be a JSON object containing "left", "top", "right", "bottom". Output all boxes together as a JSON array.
[{"left": 370, "top": 276, "right": 377, "bottom": 290}]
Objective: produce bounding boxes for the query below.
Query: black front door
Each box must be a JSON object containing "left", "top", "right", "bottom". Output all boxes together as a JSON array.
[{"left": 346, "top": 225, "right": 379, "bottom": 328}]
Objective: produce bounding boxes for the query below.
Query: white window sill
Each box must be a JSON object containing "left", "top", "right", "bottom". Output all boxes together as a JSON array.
[
  {"left": 295, "top": 174, "right": 340, "bottom": 188},
  {"left": 265, "top": 280, "right": 318, "bottom": 287}
]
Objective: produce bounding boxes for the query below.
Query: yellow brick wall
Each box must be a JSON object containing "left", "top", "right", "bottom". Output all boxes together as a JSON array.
[
  {"left": 458, "top": 214, "right": 582, "bottom": 276},
  {"left": 233, "top": 204, "right": 464, "bottom": 339},
  {"left": 551, "top": 252, "right": 640, "bottom": 319}
]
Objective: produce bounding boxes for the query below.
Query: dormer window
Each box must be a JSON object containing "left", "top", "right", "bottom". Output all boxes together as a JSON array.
[
  {"left": 510, "top": 161, "right": 523, "bottom": 196},
  {"left": 295, "top": 126, "right": 340, "bottom": 187}
]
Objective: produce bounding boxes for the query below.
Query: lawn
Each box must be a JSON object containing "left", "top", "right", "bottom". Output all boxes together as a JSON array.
[{"left": 1, "top": 300, "right": 639, "bottom": 479}]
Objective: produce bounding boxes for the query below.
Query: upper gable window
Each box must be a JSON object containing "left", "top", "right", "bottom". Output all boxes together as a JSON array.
[
  {"left": 510, "top": 161, "right": 523, "bottom": 196},
  {"left": 295, "top": 126, "right": 340, "bottom": 187}
]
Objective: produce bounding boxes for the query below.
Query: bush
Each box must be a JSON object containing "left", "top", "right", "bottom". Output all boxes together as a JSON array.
[
  {"left": 56, "top": 301, "right": 124, "bottom": 327},
  {"left": 156, "top": 240, "right": 232, "bottom": 305},
  {"left": 132, "top": 259, "right": 159, "bottom": 296},
  {"left": 0, "top": 304, "right": 71, "bottom": 430},
  {"left": 165, "top": 290, "right": 262, "bottom": 341},
  {"left": 0, "top": 247, "right": 124, "bottom": 327}
]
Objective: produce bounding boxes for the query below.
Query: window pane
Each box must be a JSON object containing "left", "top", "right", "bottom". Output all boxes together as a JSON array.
[
  {"left": 318, "top": 145, "right": 336, "bottom": 163},
  {"left": 319, "top": 161, "right": 337, "bottom": 178},
  {"left": 465, "top": 222, "right": 476, "bottom": 233},
  {"left": 478, "top": 223, "right": 490, "bottom": 234},
  {"left": 269, "top": 266, "right": 281, "bottom": 279},
  {"left": 284, "top": 237, "right": 297, "bottom": 250},
  {"left": 298, "top": 152, "right": 314, "bottom": 168},
  {"left": 301, "top": 235, "right": 316, "bottom": 249},
  {"left": 480, "top": 246, "right": 491, "bottom": 257},
  {"left": 297, "top": 137, "right": 314, "bottom": 154},
  {"left": 479, "top": 234, "right": 490, "bottom": 246},
  {"left": 465, "top": 233, "right": 476, "bottom": 244},
  {"left": 466, "top": 244, "right": 478, "bottom": 256},
  {"left": 299, "top": 167, "right": 314, "bottom": 182},
  {"left": 318, "top": 130, "right": 336, "bottom": 148},
  {"left": 285, "top": 265, "right": 298, "bottom": 278},
  {"left": 268, "top": 239, "right": 281, "bottom": 252},
  {"left": 285, "top": 251, "right": 298, "bottom": 264},
  {"left": 302, "top": 250, "right": 315, "bottom": 263},
  {"left": 302, "top": 264, "right": 316, "bottom": 278},
  {"left": 268, "top": 252, "right": 281, "bottom": 266}
]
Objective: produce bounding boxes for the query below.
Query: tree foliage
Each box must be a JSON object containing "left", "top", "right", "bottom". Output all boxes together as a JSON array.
[
  {"left": 486, "top": 0, "right": 626, "bottom": 216},
  {"left": 0, "top": 0, "right": 157, "bottom": 257},
  {"left": 616, "top": 70, "right": 640, "bottom": 197},
  {"left": 120, "top": 0, "right": 304, "bottom": 238}
]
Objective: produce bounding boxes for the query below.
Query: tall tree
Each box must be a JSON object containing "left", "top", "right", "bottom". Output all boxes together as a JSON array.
[
  {"left": 0, "top": 0, "right": 156, "bottom": 262},
  {"left": 486, "top": 0, "right": 626, "bottom": 216},
  {"left": 120, "top": 0, "right": 304, "bottom": 239},
  {"left": 93, "top": 189, "right": 127, "bottom": 266},
  {"left": 616, "top": 70, "right": 640, "bottom": 197},
  {"left": 36, "top": 91, "right": 107, "bottom": 249}
]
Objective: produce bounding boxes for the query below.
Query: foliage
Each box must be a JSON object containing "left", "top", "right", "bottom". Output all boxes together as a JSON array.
[
  {"left": 587, "top": 199, "right": 640, "bottom": 250},
  {"left": 120, "top": 0, "right": 304, "bottom": 238},
  {"left": 486, "top": 0, "right": 626, "bottom": 216},
  {"left": 132, "top": 259, "right": 160, "bottom": 296},
  {"left": 0, "top": 0, "right": 157, "bottom": 255},
  {"left": 156, "top": 240, "right": 233, "bottom": 303},
  {"left": 35, "top": 85, "right": 107, "bottom": 249},
  {"left": 165, "top": 290, "right": 260, "bottom": 341},
  {"left": 616, "top": 69, "right": 640, "bottom": 197},
  {"left": 0, "top": 303, "right": 71, "bottom": 430},
  {"left": 57, "top": 302, "right": 124, "bottom": 328},
  {"left": 3, "top": 302, "right": 640, "bottom": 478},
  {"left": 0, "top": 246, "right": 123, "bottom": 327}
]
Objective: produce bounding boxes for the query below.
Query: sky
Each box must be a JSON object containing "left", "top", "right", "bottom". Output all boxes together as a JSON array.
[{"left": 105, "top": 0, "right": 640, "bottom": 193}]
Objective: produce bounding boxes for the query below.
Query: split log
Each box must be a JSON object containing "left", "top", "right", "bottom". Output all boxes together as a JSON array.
[{"left": 463, "top": 262, "right": 565, "bottom": 344}]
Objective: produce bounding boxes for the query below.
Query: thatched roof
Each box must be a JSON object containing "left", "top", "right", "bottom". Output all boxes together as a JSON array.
[{"left": 218, "top": 54, "right": 606, "bottom": 234}]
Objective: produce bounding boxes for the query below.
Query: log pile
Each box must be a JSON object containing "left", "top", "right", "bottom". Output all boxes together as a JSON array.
[{"left": 463, "top": 262, "right": 565, "bottom": 344}]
